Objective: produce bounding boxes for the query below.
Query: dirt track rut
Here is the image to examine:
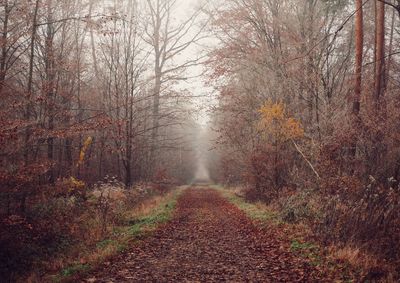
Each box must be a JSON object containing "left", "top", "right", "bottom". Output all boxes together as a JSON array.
[{"left": 84, "top": 188, "right": 319, "bottom": 282}]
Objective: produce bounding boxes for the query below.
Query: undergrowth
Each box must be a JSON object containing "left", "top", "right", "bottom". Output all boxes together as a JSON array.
[
  {"left": 216, "top": 186, "right": 358, "bottom": 281},
  {"left": 45, "top": 188, "right": 182, "bottom": 282},
  {"left": 216, "top": 187, "right": 279, "bottom": 224}
]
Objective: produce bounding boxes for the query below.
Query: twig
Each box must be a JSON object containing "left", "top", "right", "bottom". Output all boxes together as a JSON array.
[{"left": 291, "top": 139, "right": 321, "bottom": 179}]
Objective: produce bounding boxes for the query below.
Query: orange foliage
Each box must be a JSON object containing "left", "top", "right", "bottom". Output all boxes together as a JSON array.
[{"left": 258, "top": 101, "right": 304, "bottom": 143}]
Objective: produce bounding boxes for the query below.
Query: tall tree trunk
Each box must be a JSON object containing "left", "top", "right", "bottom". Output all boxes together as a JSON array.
[
  {"left": 386, "top": 8, "right": 395, "bottom": 87},
  {"left": 150, "top": 0, "right": 162, "bottom": 178},
  {"left": 0, "top": 0, "right": 10, "bottom": 95},
  {"left": 353, "top": 0, "right": 363, "bottom": 116},
  {"left": 21, "top": 0, "right": 40, "bottom": 213},
  {"left": 371, "top": 1, "right": 386, "bottom": 178},
  {"left": 151, "top": 66, "right": 161, "bottom": 176},
  {"left": 45, "top": 0, "right": 55, "bottom": 183},
  {"left": 349, "top": 0, "right": 364, "bottom": 173},
  {"left": 89, "top": 0, "right": 99, "bottom": 79},
  {"left": 24, "top": 0, "right": 40, "bottom": 166},
  {"left": 374, "top": 0, "right": 385, "bottom": 104}
]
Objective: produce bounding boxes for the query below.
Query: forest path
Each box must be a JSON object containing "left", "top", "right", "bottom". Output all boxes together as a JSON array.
[{"left": 83, "top": 188, "right": 319, "bottom": 282}]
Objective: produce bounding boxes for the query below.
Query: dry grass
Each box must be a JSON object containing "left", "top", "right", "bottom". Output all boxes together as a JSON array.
[
  {"left": 332, "top": 246, "right": 364, "bottom": 267},
  {"left": 84, "top": 243, "right": 120, "bottom": 264},
  {"left": 330, "top": 245, "right": 397, "bottom": 282},
  {"left": 127, "top": 194, "right": 168, "bottom": 219},
  {"left": 217, "top": 186, "right": 396, "bottom": 281},
  {"left": 35, "top": 188, "right": 183, "bottom": 282}
]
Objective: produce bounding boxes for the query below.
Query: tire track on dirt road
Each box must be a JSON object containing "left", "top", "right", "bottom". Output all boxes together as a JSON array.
[{"left": 83, "top": 187, "right": 320, "bottom": 282}]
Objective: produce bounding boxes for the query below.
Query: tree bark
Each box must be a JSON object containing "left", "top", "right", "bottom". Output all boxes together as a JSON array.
[
  {"left": 0, "top": 0, "right": 10, "bottom": 95},
  {"left": 374, "top": 0, "right": 385, "bottom": 104},
  {"left": 24, "top": 0, "right": 40, "bottom": 165},
  {"left": 386, "top": 8, "right": 395, "bottom": 87},
  {"left": 21, "top": 0, "right": 40, "bottom": 213},
  {"left": 149, "top": 0, "right": 162, "bottom": 178},
  {"left": 353, "top": 0, "right": 363, "bottom": 116},
  {"left": 349, "top": 0, "right": 364, "bottom": 172},
  {"left": 45, "top": 0, "right": 55, "bottom": 183}
]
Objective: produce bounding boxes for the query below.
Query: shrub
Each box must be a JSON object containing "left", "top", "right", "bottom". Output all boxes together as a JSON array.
[
  {"left": 279, "top": 190, "right": 318, "bottom": 224},
  {"left": 317, "top": 176, "right": 400, "bottom": 263}
]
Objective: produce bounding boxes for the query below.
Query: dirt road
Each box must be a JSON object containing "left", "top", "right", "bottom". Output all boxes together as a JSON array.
[{"left": 84, "top": 188, "right": 320, "bottom": 282}]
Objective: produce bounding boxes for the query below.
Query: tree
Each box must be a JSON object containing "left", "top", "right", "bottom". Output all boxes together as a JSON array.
[
  {"left": 378, "top": 0, "right": 400, "bottom": 16},
  {"left": 257, "top": 101, "right": 304, "bottom": 193},
  {"left": 374, "top": 0, "right": 385, "bottom": 104},
  {"left": 353, "top": 0, "right": 364, "bottom": 116},
  {"left": 144, "top": 0, "right": 205, "bottom": 177}
]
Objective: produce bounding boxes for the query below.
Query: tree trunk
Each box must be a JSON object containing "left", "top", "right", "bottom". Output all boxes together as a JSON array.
[
  {"left": 353, "top": 0, "right": 363, "bottom": 116},
  {"left": 370, "top": 1, "right": 386, "bottom": 178},
  {"left": 151, "top": 67, "right": 161, "bottom": 175},
  {"left": 0, "top": 0, "right": 9, "bottom": 95},
  {"left": 89, "top": 0, "right": 99, "bottom": 79},
  {"left": 349, "top": 0, "right": 364, "bottom": 173},
  {"left": 21, "top": 0, "right": 40, "bottom": 213},
  {"left": 24, "top": 0, "right": 40, "bottom": 166},
  {"left": 374, "top": 0, "right": 385, "bottom": 104},
  {"left": 386, "top": 8, "right": 395, "bottom": 87},
  {"left": 150, "top": 0, "right": 162, "bottom": 178},
  {"left": 45, "top": 0, "right": 55, "bottom": 183}
]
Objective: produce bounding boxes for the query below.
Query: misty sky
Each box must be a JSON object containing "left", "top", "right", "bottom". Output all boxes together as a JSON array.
[{"left": 174, "top": 0, "right": 216, "bottom": 126}]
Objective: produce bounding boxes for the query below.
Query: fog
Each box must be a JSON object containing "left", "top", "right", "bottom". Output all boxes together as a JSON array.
[{"left": 193, "top": 128, "right": 211, "bottom": 182}]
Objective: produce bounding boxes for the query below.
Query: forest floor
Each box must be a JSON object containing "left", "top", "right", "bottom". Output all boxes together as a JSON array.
[{"left": 81, "top": 187, "right": 327, "bottom": 282}]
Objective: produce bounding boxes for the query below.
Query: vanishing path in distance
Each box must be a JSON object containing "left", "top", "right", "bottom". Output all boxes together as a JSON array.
[{"left": 83, "top": 188, "right": 320, "bottom": 282}]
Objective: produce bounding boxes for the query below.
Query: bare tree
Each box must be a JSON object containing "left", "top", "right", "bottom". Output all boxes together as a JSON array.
[
  {"left": 144, "top": 0, "right": 205, "bottom": 177},
  {"left": 353, "top": 0, "right": 363, "bottom": 116},
  {"left": 374, "top": 0, "right": 385, "bottom": 104},
  {"left": 24, "top": 0, "right": 40, "bottom": 167}
]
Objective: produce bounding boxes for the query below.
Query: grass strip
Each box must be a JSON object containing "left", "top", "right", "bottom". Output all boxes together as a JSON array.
[{"left": 50, "top": 188, "right": 183, "bottom": 282}]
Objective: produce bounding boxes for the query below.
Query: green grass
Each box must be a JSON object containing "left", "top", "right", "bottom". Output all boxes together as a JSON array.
[
  {"left": 60, "top": 264, "right": 90, "bottom": 277},
  {"left": 215, "top": 187, "right": 279, "bottom": 223},
  {"left": 96, "top": 239, "right": 115, "bottom": 249},
  {"left": 290, "top": 239, "right": 317, "bottom": 251},
  {"left": 126, "top": 194, "right": 178, "bottom": 236},
  {"left": 290, "top": 239, "right": 321, "bottom": 266}
]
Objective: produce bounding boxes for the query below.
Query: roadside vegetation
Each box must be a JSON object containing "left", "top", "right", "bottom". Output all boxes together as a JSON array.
[
  {"left": 0, "top": 1, "right": 200, "bottom": 281},
  {"left": 216, "top": 186, "right": 397, "bottom": 282},
  {"left": 2, "top": 0, "right": 400, "bottom": 281},
  {"left": 1, "top": 179, "right": 182, "bottom": 282},
  {"left": 207, "top": 1, "right": 400, "bottom": 281}
]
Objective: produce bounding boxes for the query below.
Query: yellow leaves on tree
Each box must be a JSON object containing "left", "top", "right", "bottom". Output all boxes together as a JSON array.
[
  {"left": 258, "top": 101, "right": 304, "bottom": 143},
  {"left": 67, "top": 176, "right": 85, "bottom": 190},
  {"left": 77, "top": 136, "right": 93, "bottom": 167},
  {"left": 285, "top": 118, "right": 304, "bottom": 139},
  {"left": 57, "top": 176, "right": 86, "bottom": 196}
]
